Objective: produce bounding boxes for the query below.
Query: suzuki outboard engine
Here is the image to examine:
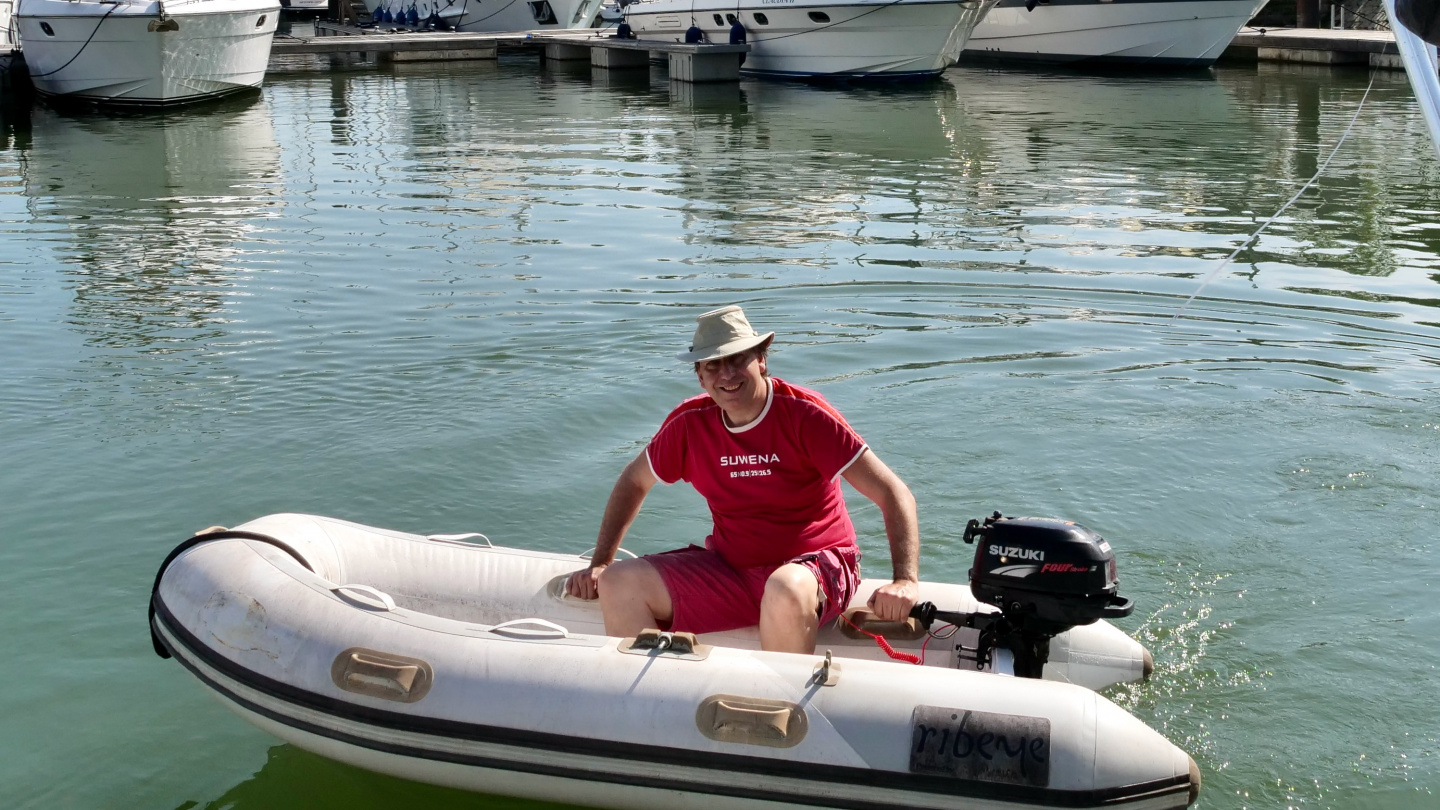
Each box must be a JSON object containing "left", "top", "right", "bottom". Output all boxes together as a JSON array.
[{"left": 913, "top": 511, "right": 1133, "bottom": 678}]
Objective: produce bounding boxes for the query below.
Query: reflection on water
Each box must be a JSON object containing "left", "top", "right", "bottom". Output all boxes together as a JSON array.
[
  {"left": 1, "top": 59, "right": 1438, "bottom": 810},
  {"left": 185, "top": 745, "right": 568, "bottom": 810},
  {"left": 18, "top": 96, "right": 280, "bottom": 351}
]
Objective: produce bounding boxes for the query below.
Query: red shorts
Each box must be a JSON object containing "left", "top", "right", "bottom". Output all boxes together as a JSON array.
[{"left": 644, "top": 544, "right": 861, "bottom": 635}]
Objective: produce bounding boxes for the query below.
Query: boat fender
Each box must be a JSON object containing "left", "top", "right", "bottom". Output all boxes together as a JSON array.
[
  {"left": 616, "top": 21, "right": 634, "bottom": 39},
  {"left": 331, "top": 647, "right": 434, "bottom": 703},
  {"left": 728, "top": 20, "right": 745, "bottom": 44},
  {"left": 381, "top": 7, "right": 393, "bottom": 23},
  {"left": 148, "top": 528, "right": 317, "bottom": 660},
  {"left": 425, "top": 11, "right": 442, "bottom": 28},
  {"left": 695, "top": 694, "right": 807, "bottom": 747},
  {"left": 406, "top": 5, "right": 419, "bottom": 25},
  {"left": 684, "top": 24, "right": 704, "bottom": 43}
]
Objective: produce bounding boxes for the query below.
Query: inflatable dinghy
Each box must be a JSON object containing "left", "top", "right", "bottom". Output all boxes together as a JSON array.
[{"left": 150, "top": 513, "right": 1200, "bottom": 809}]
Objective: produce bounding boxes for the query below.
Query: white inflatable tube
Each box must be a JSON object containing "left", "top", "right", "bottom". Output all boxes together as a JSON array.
[
  {"left": 151, "top": 514, "right": 1198, "bottom": 810},
  {"left": 184, "top": 514, "right": 1150, "bottom": 688}
]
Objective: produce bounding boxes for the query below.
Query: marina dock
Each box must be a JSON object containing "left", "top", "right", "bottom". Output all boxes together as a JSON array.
[
  {"left": 1223, "top": 27, "right": 1401, "bottom": 69},
  {"left": 269, "top": 23, "right": 1406, "bottom": 77},
  {"left": 269, "top": 25, "right": 750, "bottom": 82}
]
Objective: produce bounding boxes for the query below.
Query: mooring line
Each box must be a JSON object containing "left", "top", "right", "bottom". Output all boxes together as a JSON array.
[{"left": 1171, "top": 73, "right": 1378, "bottom": 324}]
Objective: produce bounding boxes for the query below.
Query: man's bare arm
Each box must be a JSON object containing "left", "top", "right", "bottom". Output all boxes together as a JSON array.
[
  {"left": 842, "top": 449, "right": 920, "bottom": 621},
  {"left": 566, "top": 450, "right": 659, "bottom": 599}
]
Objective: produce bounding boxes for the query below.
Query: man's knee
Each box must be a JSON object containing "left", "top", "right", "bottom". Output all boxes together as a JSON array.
[
  {"left": 598, "top": 558, "right": 656, "bottom": 596},
  {"left": 597, "top": 558, "right": 672, "bottom": 619},
  {"left": 762, "top": 564, "right": 820, "bottom": 616}
]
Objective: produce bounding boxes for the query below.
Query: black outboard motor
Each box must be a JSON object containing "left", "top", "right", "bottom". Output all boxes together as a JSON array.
[{"left": 913, "top": 511, "right": 1133, "bottom": 678}]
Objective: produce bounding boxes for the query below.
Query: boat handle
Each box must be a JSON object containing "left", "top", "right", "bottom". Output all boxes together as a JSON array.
[
  {"left": 577, "top": 546, "right": 638, "bottom": 561},
  {"left": 333, "top": 584, "right": 397, "bottom": 612},
  {"left": 427, "top": 532, "right": 493, "bottom": 547},
  {"left": 489, "top": 618, "right": 569, "bottom": 639},
  {"left": 1101, "top": 594, "right": 1134, "bottom": 619},
  {"left": 547, "top": 573, "right": 581, "bottom": 601}
]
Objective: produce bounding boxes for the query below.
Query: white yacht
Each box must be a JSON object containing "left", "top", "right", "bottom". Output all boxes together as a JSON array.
[
  {"left": 14, "top": 0, "right": 279, "bottom": 104},
  {"left": 362, "top": 0, "right": 604, "bottom": 32},
  {"left": 624, "top": 0, "right": 995, "bottom": 80},
  {"left": 2, "top": 0, "right": 17, "bottom": 64},
  {"left": 964, "top": 0, "right": 1267, "bottom": 68},
  {"left": 278, "top": 0, "right": 327, "bottom": 13}
]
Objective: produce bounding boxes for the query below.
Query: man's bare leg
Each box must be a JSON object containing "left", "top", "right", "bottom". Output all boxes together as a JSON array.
[
  {"left": 759, "top": 563, "right": 821, "bottom": 654},
  {"left": 597, "top": 558, "right": 674, "bottom": 638}
]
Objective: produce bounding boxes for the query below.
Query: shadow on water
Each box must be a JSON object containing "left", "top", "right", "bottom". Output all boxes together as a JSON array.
[
  {"left": 181, "top": 744, "right": 573, "bottom": 810},
  {"left": 0, "top": 80, "right": 34, "bottom": 150}
]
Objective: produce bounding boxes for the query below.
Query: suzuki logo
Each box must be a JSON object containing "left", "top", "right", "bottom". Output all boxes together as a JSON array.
[{"left": 989, "top": 545, "right": 1044, "bottom": 562}]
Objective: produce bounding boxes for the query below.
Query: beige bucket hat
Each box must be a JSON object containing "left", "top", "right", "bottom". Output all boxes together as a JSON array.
[{"left": 676, "top": 305, "right": 776, "bottom": 363}]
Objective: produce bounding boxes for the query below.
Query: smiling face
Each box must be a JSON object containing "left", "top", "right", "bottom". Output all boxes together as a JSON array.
[{"left": 696, "top": 343, "right": 770, "bottom": 427}]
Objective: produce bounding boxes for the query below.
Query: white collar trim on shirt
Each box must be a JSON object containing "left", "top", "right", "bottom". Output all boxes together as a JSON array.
[{"left": 724, "top": 377, "right": 773, "bottom": 434}]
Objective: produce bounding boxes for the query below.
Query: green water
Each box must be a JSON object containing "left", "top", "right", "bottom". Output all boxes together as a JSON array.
[{"left": 1, "top": 57, "right": 1437, "bottom": 810}]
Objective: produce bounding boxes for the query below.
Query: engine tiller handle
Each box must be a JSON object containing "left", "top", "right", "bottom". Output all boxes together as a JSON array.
[{"left": 908, "top": 601, "right": 970, "bottom": 629}]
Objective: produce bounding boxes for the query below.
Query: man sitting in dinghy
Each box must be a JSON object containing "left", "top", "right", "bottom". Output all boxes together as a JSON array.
[{"left": 566, "top": 305, "right": 920, "bottom": 654}]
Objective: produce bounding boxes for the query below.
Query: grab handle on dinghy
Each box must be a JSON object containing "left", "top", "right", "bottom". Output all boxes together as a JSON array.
[
  {"left": 578, "top": 546, "right": 638, "bottom": 561},
  {"left": 489, "top": 618, "right": 569, "bottom": 640},
  {"left": 426, "top": 532, "right": 493, "bottom": 547},
  {"left": 1100, "top": 594, "right": 1134, "bottom": 619},
  {"left": 332, "top": 648, "right": 433, "bottom": 703},
  {"left": 333, "top": 584, "right": 398, "bottom": 612}
]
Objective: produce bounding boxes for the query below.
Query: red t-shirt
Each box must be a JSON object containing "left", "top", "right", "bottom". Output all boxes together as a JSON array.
[{"left": 645, "top": 378, "right": 869, "bottom": 570}]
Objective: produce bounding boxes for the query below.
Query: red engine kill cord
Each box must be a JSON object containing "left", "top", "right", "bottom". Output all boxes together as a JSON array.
[{"left": 837, "top": 611, "right": 933, "bottom": 665}]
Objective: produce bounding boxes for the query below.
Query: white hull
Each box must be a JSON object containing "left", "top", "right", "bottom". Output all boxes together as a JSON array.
[
  {"left": 1385, "top": 0, "right": 1440, "bottom": 160},
  {"left": 626, "top": 0, "right": 994, "bottom": 79},
  {"left": 362, "top": 0, "right": 600, "bottom": 32},
  {"left": 3, "top": 0, "right": 15, "bottom": 52},
  {"left": 150, "top": 514, "right": 1197, "bottom": 809},
  {"left": 15, "top": 0, "right": 278, "bottom": 104},
  {"left": 965, "top": 0, "right": 1267, "bottom": 67}
]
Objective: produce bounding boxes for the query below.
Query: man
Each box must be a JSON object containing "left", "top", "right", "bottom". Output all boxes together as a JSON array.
[{"left": 566, "top": 305, "right": 919, "bottom": 654}]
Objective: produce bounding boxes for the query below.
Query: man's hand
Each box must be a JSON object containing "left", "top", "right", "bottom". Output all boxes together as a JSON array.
[
  {"left": 565, "top": 565, "right": 606, "bottom": 600},
  {"left": 867, "top": 579, "right": 919, "bottom": 622}
]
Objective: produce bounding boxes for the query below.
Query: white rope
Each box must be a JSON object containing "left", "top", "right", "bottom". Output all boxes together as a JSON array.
[{"left": 1171, "top": 73, "right": 1378, "bottom": 324}]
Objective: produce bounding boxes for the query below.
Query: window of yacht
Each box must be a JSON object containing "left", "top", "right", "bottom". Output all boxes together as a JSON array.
[
  {"left": 713, "top": 13, "right": 723, "bottom": 24},
  {"left": 808, "top": 11, "right": 830, "bottom": 22},
  {"left": 753, "top": 12, "right": 768, "bottom": 23}
]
